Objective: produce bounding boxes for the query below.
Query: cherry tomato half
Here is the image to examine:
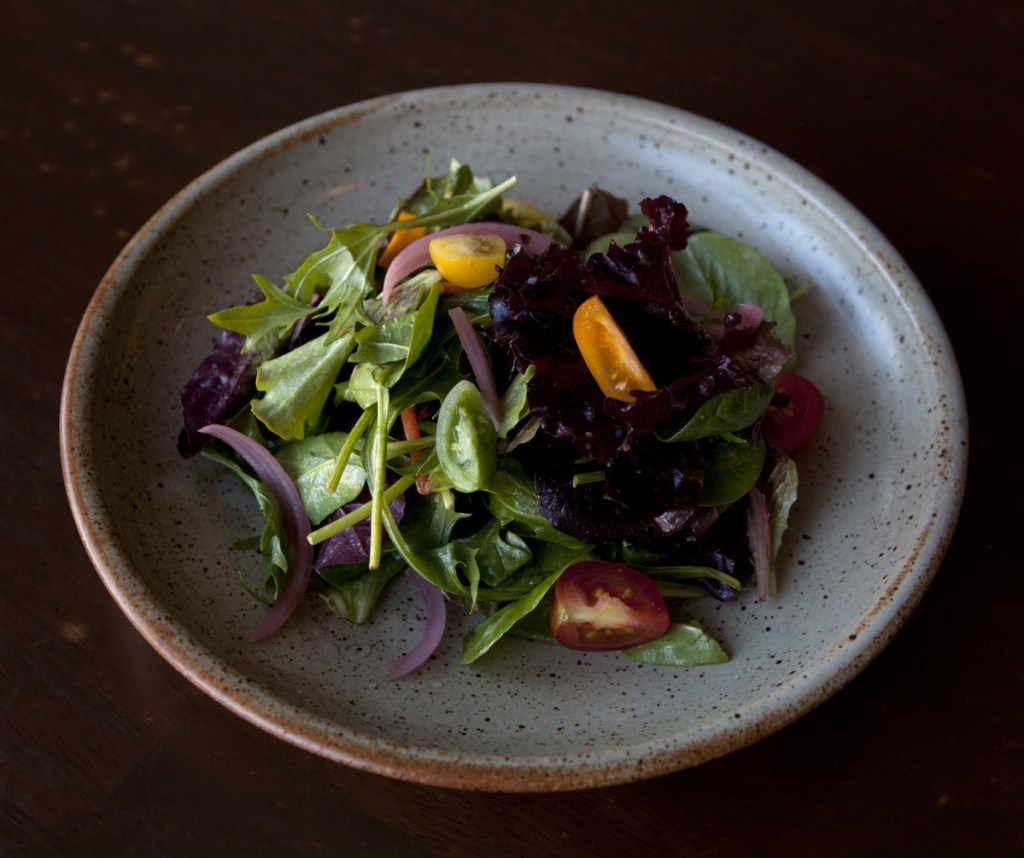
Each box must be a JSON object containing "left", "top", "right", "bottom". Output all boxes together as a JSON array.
[
  {"left": 572, "top": 295, "right": 657, "bottom": 402},
  {"left": 761, "top": 371, "right": 825, "bottom": 456},
  {"left": 551, "top": 561, "right": 670, "bottom": 651},
  {"left": 428, "top": 233, "right": 506, "bottom": 289},
  {"left": 379, "top": 212, "right": 426, "bottom": 267}
]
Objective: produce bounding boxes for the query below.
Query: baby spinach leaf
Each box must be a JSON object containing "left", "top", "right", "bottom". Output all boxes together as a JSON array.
[
  {"left": 643, "top": 564, "right": 743, "bottom": 590},
  {"left": 486, "top": 460, "right": 589, "bottom": 548},
  {"left": 672, "top": 231, "right": 796, "bottom": 345},
  {"left": 506, "top": 597, "right": 556, "bottom": 642},
  {"left": 622, "top": 608, "right": 729, "bottom": 666},
  {"left": 657, "top": 384, "right": 773, "bottom": 442},
  {"left": 379, "top": 500, "right": 478, "bottom": 602},
  {"left": 699, "top": 438, "right": 766, "bottom": 506}
]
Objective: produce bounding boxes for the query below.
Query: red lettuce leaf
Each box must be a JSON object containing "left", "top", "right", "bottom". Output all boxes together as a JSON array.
[
  {"left": 315, "top": 492, "right": 407, "bottom": 570},
  {"left": 178, "top": 331, "right": 256, "bottom": 457},
  {"left": 489, "top": 195, "right": 793, "bottom": 550}
]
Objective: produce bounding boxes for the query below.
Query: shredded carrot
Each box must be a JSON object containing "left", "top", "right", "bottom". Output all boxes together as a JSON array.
[{"left": 400, "top": 405, "right": 432, "bottom": 494}]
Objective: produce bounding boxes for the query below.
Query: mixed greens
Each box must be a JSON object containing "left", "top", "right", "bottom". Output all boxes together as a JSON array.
[{"left": 179, "top": 159, "right": 822, "bottom": 675}]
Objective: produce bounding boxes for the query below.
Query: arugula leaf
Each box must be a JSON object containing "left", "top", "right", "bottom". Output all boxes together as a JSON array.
[
  {"left": 201, "top": 447, "right": 287, "bottom": 597},
  {"left": 497, "top": 367, "right": 534, "bottom": 439},
  {"left": 460, "top": 567, "right": 563, "bottom": 665},
  {"left": 284, "top": 219, "right": 381, "bottom": 337},
  {"left": 208, "top": 274, "right": 315, "bottom": 353},
  {"left": 319, "top": 554, "right": 406, "bottom": 624},
  {"left": 386, "top": 339, "right": 467, "bottom": 414},
  {"left": 399, "top": 158, "right": 503, "bottom": 222},
  {"left": 351, "top": 281, "right": 440, "bottom": 388},
  {"left": 459, "top": 519, "right": 533, "bottom": 587},
  {"left": 363, "top": 269, "right": 442, "bottom": 326},
  {"left": 486, "top": 460, "right": 590, "bottom": 548}
]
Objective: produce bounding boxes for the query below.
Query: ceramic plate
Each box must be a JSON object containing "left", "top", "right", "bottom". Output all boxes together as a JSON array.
[{"left": 61, "top": 84, "right": 967, "bottom": 791}]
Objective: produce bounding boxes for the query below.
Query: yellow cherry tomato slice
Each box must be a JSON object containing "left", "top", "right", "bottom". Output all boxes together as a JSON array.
[
  {"left": 428, "top": 234, "right": 506, "bottom": 289},
  {"left": 572, "top": 295, "right": 657, "bottom": 402},
  {"left": 379, "top": 212, "right": 426, "bottom": 267}
]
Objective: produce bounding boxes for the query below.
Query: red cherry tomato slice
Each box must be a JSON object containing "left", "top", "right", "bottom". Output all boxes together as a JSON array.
[
  {"left": 762, "top": 371, "right": 824, "bottom": 456},
  {"left": 550, "top": 561, "right": 670, "bottom": 652}
]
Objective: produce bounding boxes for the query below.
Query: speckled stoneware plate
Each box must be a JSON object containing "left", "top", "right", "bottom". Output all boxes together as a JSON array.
[{"left": 61, "top": 83, "right": 967, "bottom": 791}]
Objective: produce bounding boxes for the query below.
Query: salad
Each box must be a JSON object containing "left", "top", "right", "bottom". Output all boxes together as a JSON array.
[{"left": 178, "top": 158, "right": 824, "bottom": 677}]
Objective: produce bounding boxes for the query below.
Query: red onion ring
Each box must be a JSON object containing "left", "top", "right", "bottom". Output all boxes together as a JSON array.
[
  {"left": 448, "top": 306, "right": 503, "bottom": 430},
  {"left": 385, "top": 570, "right": 447, "bottom": 679},
  {"left": 381, "top": 222, "right": 553, "bottom": 304},
  {"left": 199, "top": 423, "right": 313, "bottom": 641},
  {"left": 746, "top": 485, "right": 771, "bottom": 601}
]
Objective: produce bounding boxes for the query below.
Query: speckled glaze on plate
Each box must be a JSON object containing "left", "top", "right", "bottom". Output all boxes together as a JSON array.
[{"left": 60, "top": 83, "right": 967, "bottom": 791}]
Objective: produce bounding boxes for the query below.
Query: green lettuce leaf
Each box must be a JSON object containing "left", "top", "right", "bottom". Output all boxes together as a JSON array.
[
  {"left": 274, "top": 432, "right": 367, "bottom": 524},
  {"left": 766, "top": 454, "right": 799, "bottom": 594},
  {"left": 252, "top": 331, "right": 355, "bottom": 439}
]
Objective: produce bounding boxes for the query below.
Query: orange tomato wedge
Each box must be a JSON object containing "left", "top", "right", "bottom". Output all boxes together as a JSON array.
[
  {"left": 379, "top": 212, "right": 426, "bottom": 267},
  {"left": 427, "top": 233, "right": 506, "bottom": 289},
  {"left": 572, "top": 295, "right": 657, "bottom": 402}
]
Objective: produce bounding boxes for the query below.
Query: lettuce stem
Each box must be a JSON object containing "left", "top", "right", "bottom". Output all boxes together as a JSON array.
[
  {"left": 326, "top": 408, "right": 373, "bottom": 493},
  {"left": 369, "top": 383, "right": 390, "bottom": 569},
  {"left": 307, "top": 473, "right": 415, "bottom": 546}
]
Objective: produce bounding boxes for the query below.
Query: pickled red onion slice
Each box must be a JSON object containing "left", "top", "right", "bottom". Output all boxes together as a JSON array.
[
  {"left": 385, "top": 570, "right": 447, "bottom": 679},
  {"left": 448, "top": 306, "right": 503, "bottom": 430},
  {"left": 199, "top": 423, "right": 313, "bottom": 641},
  {"left": 746, "top": 485, "right": 771, "bottom": 602}
]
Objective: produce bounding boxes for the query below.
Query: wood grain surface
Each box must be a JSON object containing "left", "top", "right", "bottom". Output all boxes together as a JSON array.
[{"left": 3, "top": 1, "right": 1021, "bottom": 855}]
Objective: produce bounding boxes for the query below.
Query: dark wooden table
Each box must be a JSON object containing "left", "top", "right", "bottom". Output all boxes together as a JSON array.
[{"left": 5, "top": 2, "right": 1021, "bottom": 854}]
